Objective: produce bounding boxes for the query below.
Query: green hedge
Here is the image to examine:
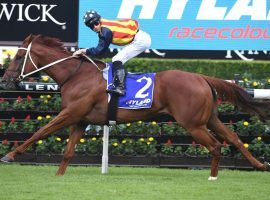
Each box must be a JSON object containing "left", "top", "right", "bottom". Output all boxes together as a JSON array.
[{"left": 104, "top": 58, "right": 270, "bottom": 79}]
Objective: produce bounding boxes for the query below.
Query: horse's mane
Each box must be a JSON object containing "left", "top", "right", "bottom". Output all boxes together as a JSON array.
[
  {"left": 23, "top": 34, "right": 67, "bottom": 52},
  {"left": 36, "top": 35, "right": 66, "bottom": 51},
  {"left": 24, "top": 34, "right": 106, "bottom": 66}
]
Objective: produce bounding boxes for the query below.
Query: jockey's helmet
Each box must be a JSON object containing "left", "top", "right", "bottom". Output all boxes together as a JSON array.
[{"left": 83, "top": 10, "right": 101, "bottom": 27}]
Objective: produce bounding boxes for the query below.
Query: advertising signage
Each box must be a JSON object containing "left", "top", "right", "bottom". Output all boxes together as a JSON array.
[
  {"left": 0, "top": 0, "right": 78, "bottom": 46},
  {"left": 79, "top": 0, "right": 270, "bottom": 50}
]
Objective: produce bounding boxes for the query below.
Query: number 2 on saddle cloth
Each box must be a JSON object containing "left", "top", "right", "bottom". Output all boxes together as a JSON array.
[{"left": 105, "top": 62, "right": 155, "bottom": 123}]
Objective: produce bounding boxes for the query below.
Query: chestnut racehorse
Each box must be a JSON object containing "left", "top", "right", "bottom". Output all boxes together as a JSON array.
[{"left": 1, "top": 35, "right": 270, "bottom": 180}]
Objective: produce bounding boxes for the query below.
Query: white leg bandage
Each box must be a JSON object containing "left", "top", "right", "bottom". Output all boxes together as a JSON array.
[{"left": 208, "top": 176, "right": 218, "bottom": 181}]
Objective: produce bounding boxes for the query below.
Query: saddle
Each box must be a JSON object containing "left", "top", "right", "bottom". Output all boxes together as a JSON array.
[{"left": 104, "top": 62, "right": 155, "bottom": 124}]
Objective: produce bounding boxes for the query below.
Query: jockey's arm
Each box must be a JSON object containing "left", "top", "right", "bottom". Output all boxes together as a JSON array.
[{"left": 86, "top": 27, "right": 112, "bottom": 56}]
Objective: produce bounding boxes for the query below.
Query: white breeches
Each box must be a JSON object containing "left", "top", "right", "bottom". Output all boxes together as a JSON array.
[{"left": 112, "top": 30, "right": 151, "bottom": 64}]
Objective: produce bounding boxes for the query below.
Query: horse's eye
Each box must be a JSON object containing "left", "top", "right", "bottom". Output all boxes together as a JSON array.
[{"left": 15, "top": 55, "right": 22, "bottom": 60}]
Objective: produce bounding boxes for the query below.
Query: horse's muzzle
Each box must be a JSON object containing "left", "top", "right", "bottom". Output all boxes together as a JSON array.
[{"left": 0, "top": 79, "right": 18, "bottom": 90}]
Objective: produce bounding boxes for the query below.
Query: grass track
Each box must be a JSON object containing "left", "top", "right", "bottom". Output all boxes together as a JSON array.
[{"left": 0, "top": 164, "right": 269, "bottom": 200}]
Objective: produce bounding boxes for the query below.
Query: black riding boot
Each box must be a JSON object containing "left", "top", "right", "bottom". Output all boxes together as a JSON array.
[{"left": 107, "top": 61, "right": 126, "bottom": 96}]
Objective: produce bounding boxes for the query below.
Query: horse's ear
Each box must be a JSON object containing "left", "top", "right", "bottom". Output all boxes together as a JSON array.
[{"left": 24, "top": 34, "right": 36, "bottom": 43}]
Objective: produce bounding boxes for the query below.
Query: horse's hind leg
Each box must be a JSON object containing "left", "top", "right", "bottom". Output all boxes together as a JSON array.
[
  {"left": 208, "top": 115, "right": 268, "bottom": 171},
  {"left": 56, "top": 123, "right": 86, "bottom": 176},
  {"left": 187, "top": 126, "right": 222, "bottom": 180}
]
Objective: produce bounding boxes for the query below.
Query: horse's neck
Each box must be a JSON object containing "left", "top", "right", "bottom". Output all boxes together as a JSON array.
[{"left": 44, "top": 58, "right": 105, "bottom": 86}]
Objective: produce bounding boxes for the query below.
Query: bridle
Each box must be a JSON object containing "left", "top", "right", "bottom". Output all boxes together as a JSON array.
[
  {"left": 16, "top": 42, "right": 75, "bottom": 82},
  {"left": 5, "top": 42, "right": 105, "bottom": 83}
]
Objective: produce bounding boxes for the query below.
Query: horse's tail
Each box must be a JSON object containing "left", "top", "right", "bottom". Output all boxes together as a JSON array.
[{"left": 202, "top": 75, "right": 270, "bottom": 120}]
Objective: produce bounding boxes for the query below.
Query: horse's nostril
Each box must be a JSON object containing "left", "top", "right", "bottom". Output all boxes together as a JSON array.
[
  {"left": 0, "top": 83, "right": 5, "bottom": 90},
  {"left": 0, "top": 79, "right": 18, "bottom": 90},
  {"left": 1, "top": 79, "right": 6, "bottom": 82}
]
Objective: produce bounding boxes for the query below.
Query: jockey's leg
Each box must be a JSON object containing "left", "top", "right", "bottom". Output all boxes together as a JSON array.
[
  {"left": 107, "top": 30, "right": 151, "bottom": 96},
  {"left": 106, "top": 61, "right": 126, "bottom": 96}
]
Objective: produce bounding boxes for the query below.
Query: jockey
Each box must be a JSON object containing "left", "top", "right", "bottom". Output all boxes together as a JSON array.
[{"left": 73, "top": 10, "right": 151, "bottom": 96}]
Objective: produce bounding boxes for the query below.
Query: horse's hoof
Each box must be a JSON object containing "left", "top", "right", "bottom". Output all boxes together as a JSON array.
[
  {"left": 0, "top": 155, "right": 14, "bottom": 163},
  {"left": 208, "top": 176, "right": 218, "bottom": 181},
  {"left": 55, "top": 172, "right": 64, "bottom": 176},
  {"left": 55, "top": 173, "right": 64, "bottom": 176},
  {"left": 264, "top": 162, "right": 270, "bottom": 171}
]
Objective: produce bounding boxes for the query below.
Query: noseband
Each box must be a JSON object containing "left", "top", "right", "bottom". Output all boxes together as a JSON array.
[{"left": 2, "top": 56, "right": 25, "bottom": 83}]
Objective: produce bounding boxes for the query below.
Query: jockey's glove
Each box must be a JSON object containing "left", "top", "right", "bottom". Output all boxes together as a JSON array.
[{"left": 73, "top": 49, "right": 87, "bottom": 57}]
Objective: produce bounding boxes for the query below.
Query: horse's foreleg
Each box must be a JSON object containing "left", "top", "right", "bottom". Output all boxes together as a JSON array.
[
  {"left": 1, "top": 111, "right": 77, "bottom": 162},
  {"left": 187, "top": 126, "right": 222, "bottom": 180},
  {"left": 56, "top": 123, "right": 86, "bottom": 176}
]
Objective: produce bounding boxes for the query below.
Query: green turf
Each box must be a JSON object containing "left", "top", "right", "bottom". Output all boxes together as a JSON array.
[{"left": 0, "top": 164, "right": 269, "bottom": 200}]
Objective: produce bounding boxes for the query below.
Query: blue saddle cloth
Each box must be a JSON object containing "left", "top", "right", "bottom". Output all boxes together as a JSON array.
[{"left": 106, "top": 63, "right": 155, "bottom": 109}]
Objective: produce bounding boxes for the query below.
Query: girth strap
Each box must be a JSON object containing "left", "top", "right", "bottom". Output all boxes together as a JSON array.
[{"left": 107, "top": 94, "right": 119, "bottom": 125}]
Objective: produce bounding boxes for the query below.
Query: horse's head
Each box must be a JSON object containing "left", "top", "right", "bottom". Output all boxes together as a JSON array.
[
  {"left": 0, "top": 34, "right": 68, "bottom": 90},
  {"left": 0, "top": 35, "right": 37, "bottom": 90},
  {"left": 0, "top": 34, "right": 104, "bottom": 90}
]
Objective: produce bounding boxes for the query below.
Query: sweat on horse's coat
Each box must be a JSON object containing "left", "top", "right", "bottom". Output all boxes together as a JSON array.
[{"left": 1, "top": 34, "right": 270, "bottom": 178}]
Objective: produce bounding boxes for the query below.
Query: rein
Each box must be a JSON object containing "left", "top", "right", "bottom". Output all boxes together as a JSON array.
[
  {"left": 16, "top": 42, "right": 104, "bottom": 82},
  {"left": 82, "top": 54, "right": 104, "bottom": 72}
]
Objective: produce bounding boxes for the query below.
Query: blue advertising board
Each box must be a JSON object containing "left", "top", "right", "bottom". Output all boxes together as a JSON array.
[{"left": 78, "top": 0, "right": 270, "bottom": 50}]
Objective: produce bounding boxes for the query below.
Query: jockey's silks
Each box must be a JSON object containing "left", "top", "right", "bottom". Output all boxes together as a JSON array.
[{"left": 101, "top": 19, "right": 139, "bottom": 46}]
